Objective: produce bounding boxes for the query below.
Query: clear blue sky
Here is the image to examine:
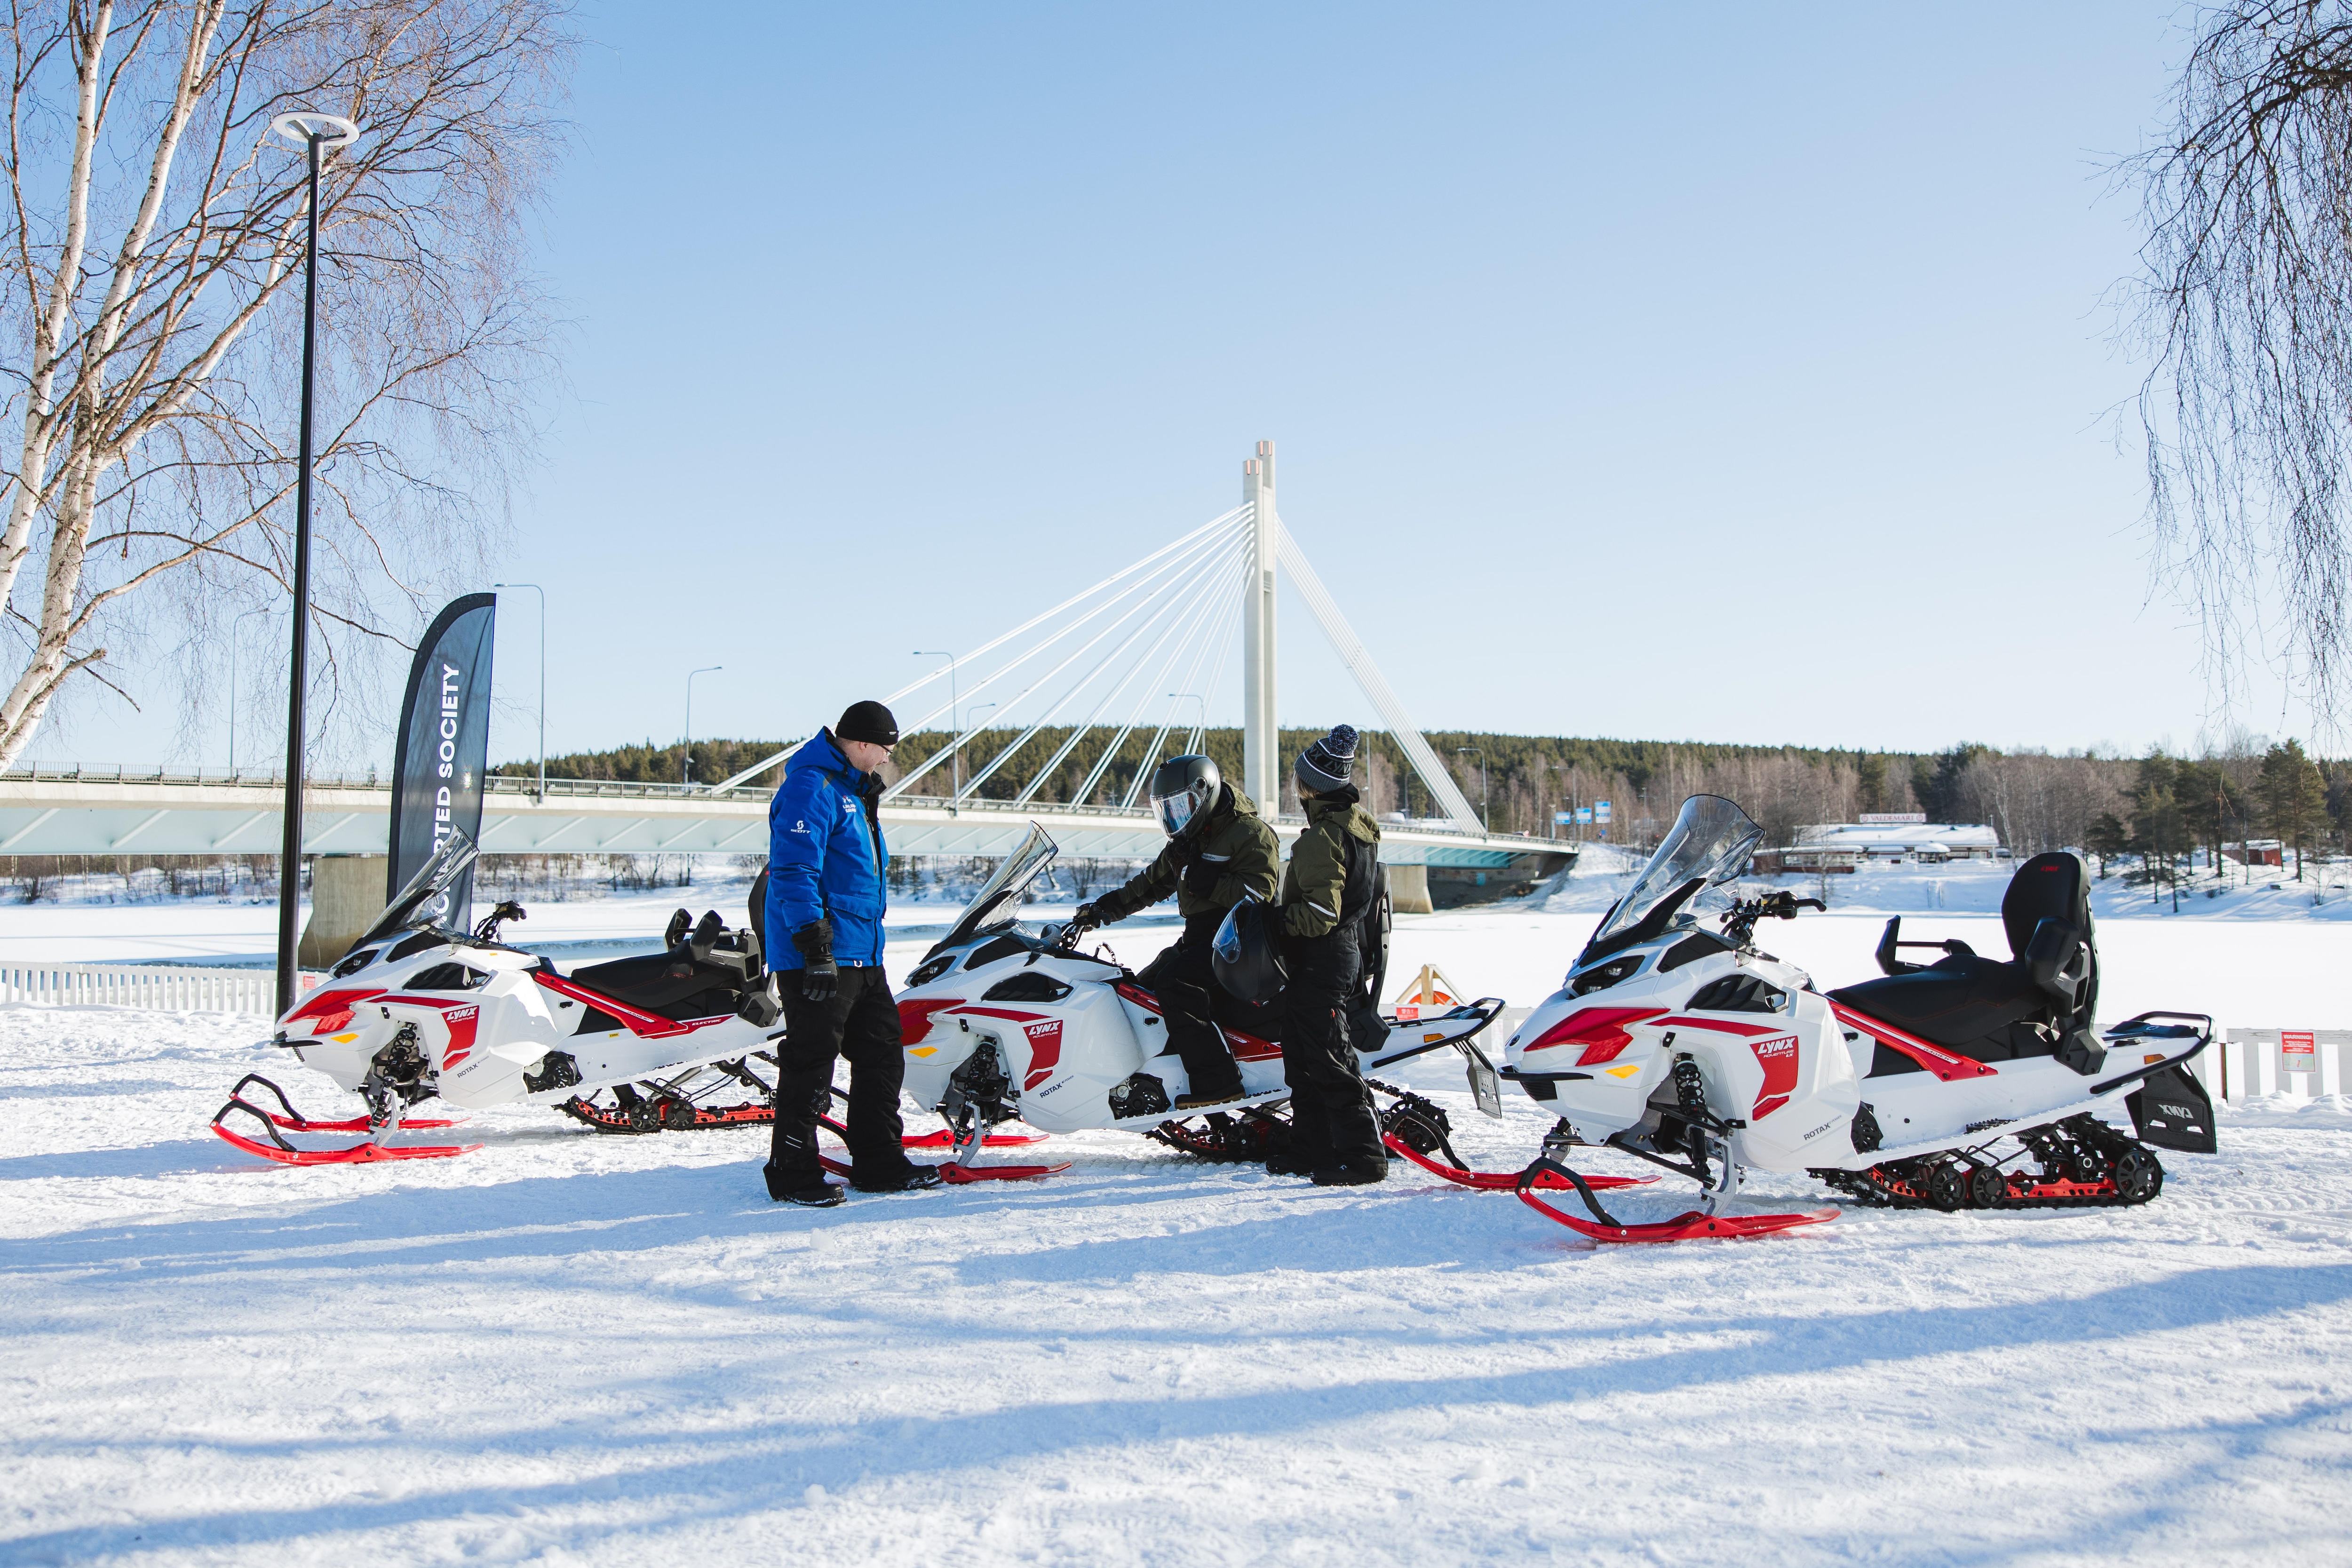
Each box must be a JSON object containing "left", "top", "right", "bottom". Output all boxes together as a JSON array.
[{"left": 58, "top": 1, "right": 2303, "bottom": 770}]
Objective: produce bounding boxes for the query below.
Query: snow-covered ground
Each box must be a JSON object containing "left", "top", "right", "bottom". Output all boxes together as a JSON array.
[{"left": 4, "top": 891, "right": 2352, "bottom": 1564}]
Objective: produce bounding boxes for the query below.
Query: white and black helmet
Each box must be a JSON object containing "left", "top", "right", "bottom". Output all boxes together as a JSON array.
[
  {"left": 1149, "top": 755, "right": 1221, "bottom": 839},
  {"left": 1211, "top": 898, "right": 1287, "bottom": 1002}
]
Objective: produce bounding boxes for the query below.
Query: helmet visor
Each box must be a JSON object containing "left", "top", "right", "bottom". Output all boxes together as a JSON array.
[
  {"left": 1152, "top": 788, "right": 1200, "bottom": 837},
  {"left": 1212, "top": 904, "right": 1244, "bottom": 963}
]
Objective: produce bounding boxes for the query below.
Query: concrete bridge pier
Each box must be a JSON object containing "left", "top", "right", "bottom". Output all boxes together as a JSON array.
[{"left": 298, "top": 854, "right": 385, "bottom": 968}]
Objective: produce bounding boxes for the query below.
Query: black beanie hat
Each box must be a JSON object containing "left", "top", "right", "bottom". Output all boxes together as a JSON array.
[
  {"left": 836, "top": 700, "right": 898, "bottom": 746},
  {"left": 1295, "top": 724, "right": 1358, "bottom": 795}
]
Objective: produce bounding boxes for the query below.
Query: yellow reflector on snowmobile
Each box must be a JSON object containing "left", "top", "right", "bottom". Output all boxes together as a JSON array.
[
  {"left": 1423, "top": 1032, "right": 1443, "bottom": 1043},
  {"left": 1605, "top": 1064, "right": 1641, "bottom": 1079},
  {"left": 331, "top": 1032, "right": 358, "bottom": 1043},
  {"left": 909, "top": 1046, "right": 937, "bottom": 1058},
  {"left": 2145, "top": 1053, "right": 2164, "bottom": 1064}
]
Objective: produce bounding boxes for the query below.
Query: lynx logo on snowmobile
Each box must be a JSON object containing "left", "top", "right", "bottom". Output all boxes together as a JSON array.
[
  {"left": 441, "top": 1005, "right": 482, "bottom": 1072},
  {"left": 1022, "top": 1019, "right": 1065, "bottom": 1090},
  {"left": 1750, "top": 1033, "right": 1799, "bottom": 1120}
]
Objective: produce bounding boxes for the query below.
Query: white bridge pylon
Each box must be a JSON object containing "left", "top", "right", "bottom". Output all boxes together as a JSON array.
[{"left": 719, "top": 441, "right": 1486, "bottom": 832}]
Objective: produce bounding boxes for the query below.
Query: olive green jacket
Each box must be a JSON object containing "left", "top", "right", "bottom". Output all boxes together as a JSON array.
[
  {"left": 1094, "top": 785, "right": 1280, "bottom": 923},
  {"left": 1279, "top": 796, "right": 1382, "bottom": 939}
]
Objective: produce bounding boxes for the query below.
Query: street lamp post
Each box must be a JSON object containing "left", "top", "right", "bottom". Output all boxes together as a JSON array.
[
  {"left": 684, "top": 666, "right": 722, "bottom": 787},
  {"left": 1167, "top": 692, "right": 1205, "bottom": 752},
  {"left": 913, "top": 651, "right": 958, "bottom": 796},
  {"left": 954, "top": 703, "right": 997, "bottom": 798},
  {"left": 1457, "top": 746, "right": 1488, "bottom": 834},
  {"left": 493, "top": 581, "right": 546, "bottom": 801},
  {"left": 267, "top": 110, "right": 359, "bottom": 1017}
]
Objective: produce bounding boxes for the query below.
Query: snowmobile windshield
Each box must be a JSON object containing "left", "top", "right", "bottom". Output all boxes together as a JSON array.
[
  {"left": 1584, "top": 795, "right": 1763, "bottom": 954},
  {"left": 352, "top": 828, "right": 481, "bottom": 951},
  {"left": 933, "top": 822, "right": 1059, "bottom": 954}
]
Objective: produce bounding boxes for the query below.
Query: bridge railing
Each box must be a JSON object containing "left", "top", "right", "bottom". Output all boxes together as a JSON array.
[{"left": 0, "top": 963, "right": 276, "bottom": 1014}]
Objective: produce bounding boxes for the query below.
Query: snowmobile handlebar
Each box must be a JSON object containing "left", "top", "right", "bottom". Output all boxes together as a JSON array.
[{"left": 1720, "top": 890, "right": 1826, "bottom": 946}]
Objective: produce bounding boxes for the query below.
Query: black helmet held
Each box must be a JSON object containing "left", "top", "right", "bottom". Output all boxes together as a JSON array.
[
  {"left": 1211, "top": 898, "right": 1287, "bottom": 1002},
  {"left": 1149, "top": 754, "right": 1221, "bottom": 838}
]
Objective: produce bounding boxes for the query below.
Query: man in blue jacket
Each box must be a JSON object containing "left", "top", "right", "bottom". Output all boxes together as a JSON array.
[{"left": 762, "top": 700, "right": 940, "bottom": 1205}]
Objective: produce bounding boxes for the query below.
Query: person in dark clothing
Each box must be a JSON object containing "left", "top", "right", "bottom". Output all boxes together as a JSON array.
[
  {"left": 1264, "top": 724, "right": 1388, "bottom": 1185},
  {"left": 761, "top": 700, "right": 941, "bottom": 1207},
  {"left": 1069, "top": 755, "right": 1280, "bottom": 1109}
]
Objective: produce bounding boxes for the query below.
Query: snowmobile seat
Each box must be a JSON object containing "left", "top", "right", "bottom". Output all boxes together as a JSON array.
[
  {"left": 567, "top": 905, "right": 765, "bottom": 1021},
  {"left": 1828, "top": 852, "right": 2099, "bottom": 1069}
]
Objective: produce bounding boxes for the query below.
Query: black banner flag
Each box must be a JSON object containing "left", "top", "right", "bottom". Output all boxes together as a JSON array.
[{"left": 386, "top": 592, "right": 498, "bottom": 927}]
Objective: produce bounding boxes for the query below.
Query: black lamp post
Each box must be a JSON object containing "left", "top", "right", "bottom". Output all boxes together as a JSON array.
[{"left": 269, "top": 111, "right": 359, "bottom": 1016}]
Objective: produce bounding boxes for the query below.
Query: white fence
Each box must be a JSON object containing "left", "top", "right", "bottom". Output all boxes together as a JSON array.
[
  {"left": 0, "top": 963, "right": 276, "bottom": 1014},
  {"left": 2200, "top": 1028, "right": 2352, "bottom": 1102}
]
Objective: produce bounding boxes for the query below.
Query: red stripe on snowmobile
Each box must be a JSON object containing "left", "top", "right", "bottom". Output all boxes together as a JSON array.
[
  {"left": 1655, "top": 1014, "right": 1785, "bottom": 1037},
  {"left": 946, "top": 1005, "right": 1048, "bottom": 1022},
  {"left": 1520, "top": 1006, "right": 1668, "bottom": 1060},
  {"left": 1827, "top": 1000, "right": 1999, "bottom": 1082},
  {"left": 281, "top": 987, "right": 384, "bottom": 1032},
  {"left": 1114, "top": 981, "right": 1161, "bottom": 1012},
  {"left": 529, "top": 972, "right": 732, "bottom": 1039},
  {"left": 897, "top": 997, "right": 962, "bottom": 1042},
  {"left": 1515, "top": 1187, "right": 1839, "bottom": 1243},
  {"left": 1383, "top": 1133, "right": 1656, "bottom": 1192},
  {"left": 1222, "top": 1027, "right": 1282, "bottom": 1062}
]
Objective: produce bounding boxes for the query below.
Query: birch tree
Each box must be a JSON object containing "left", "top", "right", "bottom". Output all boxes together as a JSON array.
[
  {"left": 2132, "top": 1, "right": 2352, "bottom": 721},
  {"left": 0, "top": 0, "right": 569, "bottom": 766}
]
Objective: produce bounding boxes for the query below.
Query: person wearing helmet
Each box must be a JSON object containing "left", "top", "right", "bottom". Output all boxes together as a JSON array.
[
  {"left": 1069, "top": 754, "right": 1279, "bottom": 1108},
  {"left": 1266, "top": 724, "right": 1387, "bottom": 1185}
]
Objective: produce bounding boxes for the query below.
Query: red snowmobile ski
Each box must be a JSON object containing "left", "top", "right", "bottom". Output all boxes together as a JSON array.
[{"left": 211, "top": 1074, "right": 481, "bottom": 1165}]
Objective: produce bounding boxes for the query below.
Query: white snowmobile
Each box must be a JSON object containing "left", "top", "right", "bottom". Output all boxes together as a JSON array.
[
  {"left": 1414, "top": 795, "right": 2216, "bottom": 1243},
  {"left": 887, "top": 823, "right": 1579, "bottom": 1181},
  {"left": 212, "top": 829, "right": 801, "bottom": 1166}
]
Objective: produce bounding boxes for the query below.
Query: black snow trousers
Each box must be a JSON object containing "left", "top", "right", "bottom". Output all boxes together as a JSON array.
[
  {"left": 768, "top": 965, "right": 913, "bottom": 1186},
  {"left": 1136, "top": 918, "right": 1245, "bottom": 1098},
  {"left": 1277, "top": 936, "right": 1383, "bottom": 1170}
]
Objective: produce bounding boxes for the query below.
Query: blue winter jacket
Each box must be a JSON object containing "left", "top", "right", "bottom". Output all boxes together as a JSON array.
[{"left": 766, "top": 729, "right": 888, "bottom": 970}]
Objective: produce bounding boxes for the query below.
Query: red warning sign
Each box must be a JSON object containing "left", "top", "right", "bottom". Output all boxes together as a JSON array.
[{"left": 2283, "top": 1030, "right": 2318, "bottom": 1074}]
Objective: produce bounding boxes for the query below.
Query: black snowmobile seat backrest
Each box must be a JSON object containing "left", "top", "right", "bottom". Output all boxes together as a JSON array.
[{"left": 2001, "top": 853, "right": 2087, "bottom": 963}]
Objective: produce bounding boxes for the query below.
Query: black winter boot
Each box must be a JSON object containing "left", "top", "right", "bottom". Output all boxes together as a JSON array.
[
  {"left": 764, "top": 1162, "right": 844, "bottom": 1206},
  {"left": 1311, "top": 1158, "right": 1388, "bottom": 1186},
  {"left": 851, "top": 1162, "right": 945, "bottom": 1193}
]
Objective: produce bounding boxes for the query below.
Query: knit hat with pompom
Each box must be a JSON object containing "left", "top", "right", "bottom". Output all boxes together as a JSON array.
[{"left": 1295, "top": 724, "right": 1358, "bottom": 795}]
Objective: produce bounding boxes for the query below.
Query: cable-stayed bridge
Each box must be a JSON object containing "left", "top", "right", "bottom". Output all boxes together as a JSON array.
[{"left": 0, "top": 443, "right": 1575, "bottom": 902}]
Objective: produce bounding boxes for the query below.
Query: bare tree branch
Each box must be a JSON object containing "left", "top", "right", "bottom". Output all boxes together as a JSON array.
[{"left": 0, "top": 0, "right": 571, "bottom": 766}]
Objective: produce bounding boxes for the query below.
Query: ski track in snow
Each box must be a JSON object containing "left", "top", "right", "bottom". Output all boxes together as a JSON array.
[{"left": 2, "top": 908, "right": 2350, "bottom": 1564}]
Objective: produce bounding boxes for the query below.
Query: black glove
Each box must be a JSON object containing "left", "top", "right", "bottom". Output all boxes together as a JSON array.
[
  {"left": 1072, "top": 901, "right": 1106, "bottom": 932},
  {"left": 791, "top": 919, "right": 837, "bottom": 1002}
]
